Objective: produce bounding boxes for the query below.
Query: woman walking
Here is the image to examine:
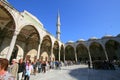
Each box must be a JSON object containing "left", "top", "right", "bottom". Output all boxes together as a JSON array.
[{"left": 24, "top": 60, "right": 33, "bottom": 80}]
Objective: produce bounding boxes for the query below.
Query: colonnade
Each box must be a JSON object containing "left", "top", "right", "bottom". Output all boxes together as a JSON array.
[
  {"left": 0, "top": 0, "right": 120, "bottom": 64},
  {"left": 65, "top": 37, "right": 120, "bottom": 66}
]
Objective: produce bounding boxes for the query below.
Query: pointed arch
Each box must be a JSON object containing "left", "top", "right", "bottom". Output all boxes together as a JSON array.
[
  {"left": 53, "top": 41, "right": 59, "bottom": 60},
  {"left": 40, "top": 35, "right": 52, "bottom": 61},
  {"left": 65, "top": 45, "right": 75, "bottom": 61},
  {"left": 0, "top": 4, "right": 16, "bottom": 57},
  {"left": 60, "top": 45, "right": 64, "bottom": 61},
  {"left": 16, "top": 25, "right": 40, "bottom": 61},
  {"left": 76, "top": 44, "right": 89, "bottom": 63},
  {"left": 105, "top": 40, "right": 120, "bottom": 60},
  {"left": 89, "top": 42, "right": 106, "bottom": 61}
]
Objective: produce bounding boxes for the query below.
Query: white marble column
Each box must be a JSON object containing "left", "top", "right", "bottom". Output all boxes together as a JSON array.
[
  {"left": 6, "top": 31, "right": 18, "bottom": 60},
  {"left": 87, "top": 47, "right": 93, "bottom": 68},
  {"left": 74, "top": 48, "right": 78, "bottom": 62},
  {"left": 102, "top": 45, "right": 109, "bottom": 61},
  {"left": 103, "top": 48, "right": 109, "bottom": 61},
  {"left": 37, "top": 43, "right": 41, "bottom": 59}
]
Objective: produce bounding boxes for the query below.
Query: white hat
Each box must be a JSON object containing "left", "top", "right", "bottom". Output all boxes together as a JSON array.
[{"left": 12, "top": 59, "right": 18, "bottom": 63}]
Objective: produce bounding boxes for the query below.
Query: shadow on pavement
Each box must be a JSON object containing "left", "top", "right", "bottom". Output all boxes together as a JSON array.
[
  {"left": 69, "top": 67, "right": 89, "bottom": 80},
  {"left": 69, "top": 67, "right": 120, "bottom": 80}
]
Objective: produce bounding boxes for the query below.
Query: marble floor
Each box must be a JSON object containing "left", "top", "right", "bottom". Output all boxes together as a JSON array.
[{"left": 30, "top": 64, "right": 120, "bottom": 80}]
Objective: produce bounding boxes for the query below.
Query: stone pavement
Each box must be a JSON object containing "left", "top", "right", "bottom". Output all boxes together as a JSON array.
[{"left": 30, "top": 65, "right": 120, "bottom": 80}]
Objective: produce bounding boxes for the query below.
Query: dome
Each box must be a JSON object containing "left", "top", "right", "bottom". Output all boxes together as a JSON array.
[
  {"left": 102, "top": 35, "right": 113, "bottom": 39},
  {"left": 66, "top": 40, "right": 74, "bottom": 43},
  {"left": 77, "top": 39, "right": 85, "bottom": 42},
  {"left": 88, "top": 37, "right": 97, "bottom": 40}
]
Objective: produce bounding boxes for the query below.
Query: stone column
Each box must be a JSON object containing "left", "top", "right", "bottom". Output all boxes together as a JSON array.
[
  {"left": 103, "top": 48, "right": 109, "bottom": 61},
  {"left": 101, "top": 44, "right": 109, "bottom": 61},
  {"left": 87, "top": 47, "right": 93, "bottom": 68},
  {"left": 50, "top": 46, "right": 53, "bottom": 61},
  {"left": 37, "top": 42, "right": 41, "bottom": 59},
  {"left": 6, "top": 31, "right": 18, "bottom": 60},
  {"left": 74, "top": 48, "right": 78, "bottom": 62}
]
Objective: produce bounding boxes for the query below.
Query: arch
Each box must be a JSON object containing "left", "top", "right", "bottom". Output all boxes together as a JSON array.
[
  {"left": 40, "top": 51, "right": 49, "bottom": 61},
  {"left": 89, "top": 42, "right": 106, "bottom": 61},
  {"left": 9, "top": 45, "right": 18, "bottom": 63},
  {"left": 16, "top": 45, "right": 24, "bottom": 60},
  {"left": 40, "top": 35, "right": 52, "bottom": 61},
  {"left": 18, "top": 23, "right": 41, "bottom": 41},
  {"left": 0, "top": 4, "right": 16, "bottom": 57},
  {"left": 105, "top": 40, "right": 120, "bottom": 60},
  {"left": 15, "top": 25, "right": 40, "bottom": 61},
  {"left": 65, "top": 45, "right": 75, "bottom": 61},
  {"left": 76, "top": 44, "right": 89, "bottom": 63},
  {"left": 53, "top": 41, "right": 59, "bottom": 61},
  {"left": 9, "top": 45, "right": 24, "bottom": 61},
  {"left": 26, "top": 49, "right": 37, "bottom": 62}
]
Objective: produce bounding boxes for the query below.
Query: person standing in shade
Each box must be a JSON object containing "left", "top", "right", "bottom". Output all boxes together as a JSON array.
[{"left": 88, "top": 61, "right": 90, "bottom": 69}]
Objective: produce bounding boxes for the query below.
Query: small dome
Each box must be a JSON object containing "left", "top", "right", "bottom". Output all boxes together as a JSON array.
[
  {"left": 77, "top": 39, "right": 85, "bottom": 42},
  {"left": 102, "top": 35, "right": 113, "bottom": 39},
  {"left": 67, "top": 40, "right": 74, "bottom": 43},
  {"left": 88, "top": 37, "right": 97, "bottom": 40}
]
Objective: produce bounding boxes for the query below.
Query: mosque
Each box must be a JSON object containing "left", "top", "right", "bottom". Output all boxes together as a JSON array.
[{"left": 0, "top": 0, "right": 120, "bottom": 64}]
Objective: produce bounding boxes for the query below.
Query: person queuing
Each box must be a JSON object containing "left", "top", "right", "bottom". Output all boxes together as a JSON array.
[
  {"left": 42, "top": 61, "right": 46, "bottom": 73},
  {"left": 37, "top": 59, "right": 42, "bottom": 73},
  {"left": 32, "top": 61, "right": 37, "bottom": 75},
  {"left": 0, "top": 58, "right": 15, "bottom": 80},
  {"left": 10, "top": 59, "right": 18, "bottom": 80},
  {"left": 24, "top": 60, "right": 33, "bottom": 80},
  {"left": 18, "top": 58, "right": 26, "bottom": 80}
]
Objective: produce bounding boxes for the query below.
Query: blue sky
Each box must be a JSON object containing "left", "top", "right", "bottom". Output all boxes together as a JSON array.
[{"left": 8, "top": 0, "right": 120, "bottom": 43}]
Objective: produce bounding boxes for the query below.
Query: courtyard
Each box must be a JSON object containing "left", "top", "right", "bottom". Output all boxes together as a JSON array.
[{"left": 30, "top": 64, "right": 120, "bottom": 80}]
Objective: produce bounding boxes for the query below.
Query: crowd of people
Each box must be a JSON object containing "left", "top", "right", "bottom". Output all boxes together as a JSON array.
[
  {"left": 1, "top": 57, "right": 120, "bottom": 80},
  {"left": 92, "top": 60, "right": 119, "bottom": 70},
  {"left": 0, "top": 58, "right": 70, "bottom": 80}
]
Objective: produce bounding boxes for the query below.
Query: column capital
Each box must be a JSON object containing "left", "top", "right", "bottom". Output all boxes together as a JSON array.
[{"left": 14, "top": 30, "right": 19, "bottom": 36}]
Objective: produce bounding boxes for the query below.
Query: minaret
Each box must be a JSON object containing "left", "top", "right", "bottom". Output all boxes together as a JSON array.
[{"left": 56, "top": 10, "right": 61, "bottom": 40}]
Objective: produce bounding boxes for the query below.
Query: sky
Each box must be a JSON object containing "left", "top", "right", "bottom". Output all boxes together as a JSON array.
[{"left": 7, "top": 0, "right": 120, "bottom": 43}]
